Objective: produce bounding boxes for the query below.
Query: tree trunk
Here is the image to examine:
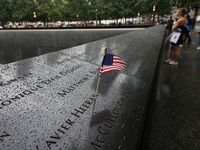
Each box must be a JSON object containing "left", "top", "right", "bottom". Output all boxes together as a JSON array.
[
  {"left": 194, "top": 7, "right": 199, "bottom": 26},
  {"left": 153, "top": 13, "right": 156, "bottom": 24}
]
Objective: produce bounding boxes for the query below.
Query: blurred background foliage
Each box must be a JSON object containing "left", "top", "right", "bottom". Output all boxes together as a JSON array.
[{"left": 0, "top": 0, "right": 199, "bottom": 24}]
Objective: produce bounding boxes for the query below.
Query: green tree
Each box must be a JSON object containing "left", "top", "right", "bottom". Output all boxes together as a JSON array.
[
  {"left": 12, "top": 0, "right": 36, "bottom": 22},
  {"left": 0, "top": 0, "right": 12, "bottom": 25},
  {"left": 66, "top": 0, "right": 96, "bottom": 23},
  {"left": 1, "top": 0, "right": 199, "bottom": 26},
  {"left": 35, "top": 0, "right": 65, "bottom": 23},
  {"left": 100, "top": 0, "right": 135, "bottom": 22},
  {"left": 135, "top": 0, "right": 172, "bottom": 21},
  {"left": 171, "top": 0, "right": 200, "bottom": 24}
]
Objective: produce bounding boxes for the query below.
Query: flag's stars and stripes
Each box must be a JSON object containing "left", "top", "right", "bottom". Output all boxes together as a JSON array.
[{"left": 99, "top": 54, "right": 127, "bottom": 76}]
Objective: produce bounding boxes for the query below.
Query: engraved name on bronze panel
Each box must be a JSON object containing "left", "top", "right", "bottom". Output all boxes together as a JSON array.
[{"left": 91, "top": 85, "right": 132, "bottom": 149}]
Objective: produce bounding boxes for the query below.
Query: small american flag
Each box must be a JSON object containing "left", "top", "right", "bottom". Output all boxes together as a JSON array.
[{"left": 100, "top": 54, "right": 127, "bottom": 76}]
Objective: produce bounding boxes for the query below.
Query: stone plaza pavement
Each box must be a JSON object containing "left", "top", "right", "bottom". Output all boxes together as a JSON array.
[{"left": 147, "top": 23, "right": 200, "bottom": 149}]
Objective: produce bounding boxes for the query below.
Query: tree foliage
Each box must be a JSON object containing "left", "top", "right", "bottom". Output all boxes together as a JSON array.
[
  {"left": 171, "top": 0, "right": 200, "bottom": 23},
  {"left": 0, "top": 0, "right": 199, "bottom": 24},
  {"left": 172, "top": 0, "right": 200, "bottom": 9}
]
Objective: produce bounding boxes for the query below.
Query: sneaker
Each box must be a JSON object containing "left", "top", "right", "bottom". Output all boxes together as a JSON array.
[
  {"left": 164, "top": 59, "right": 172, "bottom": 63},
  {"left": 169, "top": 60, "right": 178, "bottom": 65},
  {"left": 197, "top": 47, "right": 200, "bottom": 49},
  {"left": 179, "top": 44, "right": 183, "bottom": 47}
]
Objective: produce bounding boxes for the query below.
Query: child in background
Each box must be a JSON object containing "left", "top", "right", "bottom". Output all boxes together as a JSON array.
[{"left": 197, "top": 32, "right": 200, "bottom": 49}]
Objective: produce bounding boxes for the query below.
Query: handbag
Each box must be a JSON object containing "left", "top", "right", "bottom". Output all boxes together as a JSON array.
[{"left": 167, "top": 28, "right": 181, "bottom": 44}]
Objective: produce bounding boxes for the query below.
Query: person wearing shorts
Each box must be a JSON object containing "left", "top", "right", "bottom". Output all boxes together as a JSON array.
[{"left": 165, "top": 8, "right": 186, "bottom": 65}]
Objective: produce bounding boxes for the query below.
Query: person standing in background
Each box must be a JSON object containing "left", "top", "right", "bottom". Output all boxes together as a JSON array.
[
  {"left": 168, "top": 16, "right": 174, "bottom": 35},
  {"left": 191, "top": 18, "right": 195, "bottom": 34},
  {"left": 197, "top": 32, "right": 200, "bottom": 49},
  {"left": 183, "top": 15, "right": 192, "bottom": 43}
]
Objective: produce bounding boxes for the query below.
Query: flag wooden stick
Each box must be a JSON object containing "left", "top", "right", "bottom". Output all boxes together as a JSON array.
[
  {"left": 93, "top": 76, "right": 100, "bottom": 101},
  {"left": 93, "top": 47, "right": 107, "bottom": 101}
]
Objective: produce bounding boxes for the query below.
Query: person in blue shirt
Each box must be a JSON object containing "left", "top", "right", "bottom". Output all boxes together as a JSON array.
[
  {"left": 197, "top": 32, "right": 200, "bottom": 49},
  {"left": 183, "top": 15, "right": 192, "bottom": 43}
]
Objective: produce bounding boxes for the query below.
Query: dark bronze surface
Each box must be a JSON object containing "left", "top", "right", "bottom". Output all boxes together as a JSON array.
[
  {"left": 0, "top": 26, "right": 165, "bottom": 150},
  {"left": 0, "top": 29, "right": 135, "bottom": 64}
]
